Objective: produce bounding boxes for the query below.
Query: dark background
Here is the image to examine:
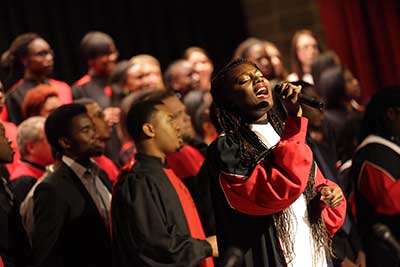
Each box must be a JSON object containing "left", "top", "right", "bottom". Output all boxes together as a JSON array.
[
  {"left": 1, "top": 0, "right": 399, "bottom": 102},
  {"left": 0, "top": 0, "right": 247, "bottom": 87}
]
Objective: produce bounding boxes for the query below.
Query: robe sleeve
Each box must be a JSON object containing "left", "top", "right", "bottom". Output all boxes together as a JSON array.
[
  {"left": 111, "top": 173, "right": 212, "bottom": 267},
  {"left": 314, "top": 167, "right": 347, "bottom": 236},
  {"left": 218, "top": 117, "right": 312, "bottom": 215}
]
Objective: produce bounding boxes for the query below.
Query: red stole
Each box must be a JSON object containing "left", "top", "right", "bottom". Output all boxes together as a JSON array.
[
  {"left": 163, "top": 168, "right": 214, "bottom": 267},
  {"left": 166, "top": 145, "right": 205, "bottom": 179}
]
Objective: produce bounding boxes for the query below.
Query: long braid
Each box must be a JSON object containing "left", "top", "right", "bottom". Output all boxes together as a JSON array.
[
  {"left": 211, "top": 58, "right": 332, "bottom": 264},
  {"left": 304, "top": 162, "right": 333, "bottom": 264}
]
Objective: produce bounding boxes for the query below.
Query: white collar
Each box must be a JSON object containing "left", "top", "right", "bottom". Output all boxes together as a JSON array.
[{"left": 249, "top": 122, "right": 281, "bottom": 149}]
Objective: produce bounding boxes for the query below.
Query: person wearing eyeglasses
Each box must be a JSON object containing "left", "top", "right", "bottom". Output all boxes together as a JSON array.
[{"left": 0, "top": 33, "right": 72, "bottom": 125}]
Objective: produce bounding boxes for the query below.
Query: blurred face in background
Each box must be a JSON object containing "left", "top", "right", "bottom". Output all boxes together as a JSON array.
[
  {"left": 187, "top": 51, "right": 213, "bottom": 90},
  {"left": 162, "top": 95, "right": 196, "bottom": 143},
  {"left": 265, "top": 43, "right": 284, "bottom": 79},
  {"left": 25, "top": 38, "right": 54, "bottom": 76},
  {"left": 89, "top": 44, "right": 119, "bottom": 77},
  {"left": 40, "top": 96, "right": 61, "bottom": 118},
  {"left": 296, "top": 33, "right": 320, "bottom": 70},
  {"left": 344, "top": 69, "right": 361, "bottom": 100},
  {"left": 246, "top": 43, "right": 274, "bottom": 80},
  {"left": 0, "top": 122, "right": 14, "bottom": 163}
]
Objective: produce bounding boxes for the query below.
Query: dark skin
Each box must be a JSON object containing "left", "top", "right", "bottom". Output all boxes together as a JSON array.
[
  {"left": 59, "top": 113, "right": 103, "bottom": 167},
  {"left": 226, "top": 62, "right": 343, "bottom": 208}
]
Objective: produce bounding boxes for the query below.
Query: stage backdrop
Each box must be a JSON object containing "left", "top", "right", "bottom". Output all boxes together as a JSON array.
[
  {"left": 316, "top": 0, "right": 400, "bottom": 103},
  {"left": 0, "top": 0, "right": 247, "bottom": 88}
]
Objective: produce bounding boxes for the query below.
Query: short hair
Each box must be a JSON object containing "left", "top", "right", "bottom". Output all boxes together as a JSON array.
[
  {"left": 360, "top": 85, "right": 400, "bottom": 141},
  {"left": 126, "top": 100, "right": 163, "bottom": 142},
  {"left": 80, "top": 31, "right": 115, "bottom": 61},
  {"left": 232, "top": 37, "right": 262, "bottom": 60},
  {"left": 130, "top": 54, "right": 161, "bottom": 67},
  {"left": 45, "top": 103, "right": 87, "bottom": 153},
  {"left": 318, "top": 65, "right": 345, "bottom": 109},
  {"left": 183, "top": 46, "right": 210, "bottom": 60},
  {"left": 163, "top": 59, "right": 190, "bottom": 88},
  {"left": 110, "top": 60, "right": 135, "bottom": 85},
  {"left": 22, "top": 84, "right": 58, "bottom": 118},
  {"left": 17, "top": 116, "right": 46, "bottom": 156}
]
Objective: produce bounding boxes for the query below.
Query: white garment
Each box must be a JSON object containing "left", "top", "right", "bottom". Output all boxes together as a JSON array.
[
  {"left": 285, "top": 195, "right": 327, "bottom": 267},
  {"left": 249, "top": 122, "right": 281, "bottom": 149}
]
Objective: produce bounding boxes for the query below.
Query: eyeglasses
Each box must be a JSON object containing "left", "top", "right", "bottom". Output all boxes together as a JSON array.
[{"left": 30, "top": 49, "right": 54, "bottom": 58}]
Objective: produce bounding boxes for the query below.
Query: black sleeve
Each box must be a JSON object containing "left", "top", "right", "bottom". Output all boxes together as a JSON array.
[
  {"left": 5, "top": 92, "right": 23, "bottom": 125},
  {"left": 10, "top": 176, "right": 36, "bottom": 204},
  {"left": 32, "top": 182, "right": 67, "bottom": 267},
  {"left": 112, "top": 173, "right": 212, "bottom": 267},
  {"left": 71, "top": 85, "right": 84, "bottom": 100}
]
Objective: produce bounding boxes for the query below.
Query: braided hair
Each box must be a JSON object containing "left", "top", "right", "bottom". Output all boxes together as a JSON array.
[{"left": 211, "top": 58, "right": 332, "bottom": 263}]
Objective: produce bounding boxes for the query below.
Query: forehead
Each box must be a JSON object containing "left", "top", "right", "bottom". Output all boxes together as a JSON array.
[
  {"left": 127, "top": 64, "right": 142, "bottom": 75},
  {"left": 85, "top": 102, "right": 101, "bottom": 116},
  {"left": 231, "top": 63, "right": 259, "bottom": 77},
  {"left": 28, "top": 38, "right": 50, "bottom": 51},
  {"left": 297, "top": 34, "right": 317, "bottom": 46},
  {"left": 162, "top": 96, "right": 185, "bottom": 111},
  {"left": 152, "top": 104, "right": 173, "bottom": 121},
  {"left": 189, "top": 51, "right": 208, "bottom": 62},
  {"left": 70, "top": 113, "right": 93, "bottom": 128}
]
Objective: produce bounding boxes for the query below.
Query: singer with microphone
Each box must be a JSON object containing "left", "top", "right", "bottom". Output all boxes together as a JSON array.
[
  {"left": 198, "top": 58, "right": 346, "bottom": 267},
  {"left": 350, "top": 87, "right": 400, "bottom": 267}
]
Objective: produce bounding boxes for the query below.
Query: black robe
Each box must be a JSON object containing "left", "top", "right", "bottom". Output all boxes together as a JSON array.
[
  {"left": 111, "top": 153, "right": 212, "bottom": 267},
  {"left": 350, "top": 135, "right": 400, "bottom": 267}
]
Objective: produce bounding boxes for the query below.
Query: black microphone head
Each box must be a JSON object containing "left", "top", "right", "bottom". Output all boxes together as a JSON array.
[{"left": 372, "top": 223, "right": 392, "bottom": 240}]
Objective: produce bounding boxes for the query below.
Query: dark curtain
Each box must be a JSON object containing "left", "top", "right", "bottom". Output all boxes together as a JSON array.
[
  {"left": 0, "top": 0, "right": 247, "bottom": 88},
  {"left": 316, "top": 0, "right": 400, "bottom": 103}
]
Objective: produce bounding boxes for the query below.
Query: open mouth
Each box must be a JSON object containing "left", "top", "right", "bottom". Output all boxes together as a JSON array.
[{"left": 254, "top": 86, "right": 270, "bottom": 99}]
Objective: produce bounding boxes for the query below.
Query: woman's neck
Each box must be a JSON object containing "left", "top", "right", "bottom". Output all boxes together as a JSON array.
[{"left": 24, "top": 70, "right": 47, "bottom": 83}]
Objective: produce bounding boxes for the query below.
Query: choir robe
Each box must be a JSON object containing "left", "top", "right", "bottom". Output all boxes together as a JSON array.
[
  {"left": 72, "top": 75, "right": 112, "bottom": 109},
  {"left": 5, "top": 78, "right": 72, "bottom": 125},
  {"left": 198, "top": 117, "right": 346, "bottom": 267},
  {"left": 9, "top": 159, "right": 46, "bottom": 204},
  {"left": 166, "top": 144, "right": 216, "bottom": 236},
  {"left": 350, "top": 134, "right": 400, "bottom": 267},
  {"left": 111, "top": 153, "right": 213, "bottom": 267}
]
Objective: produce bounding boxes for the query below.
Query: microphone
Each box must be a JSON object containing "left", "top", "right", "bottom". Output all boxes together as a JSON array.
[
  {"left": 219, "top": 246, "right": 244, "bottom": 267},
  {"left": 372, "top": 223, "right": 400, "bottom": 260},
  {"left": 274, "top": 84, "right": 325, "bottom": 110}
]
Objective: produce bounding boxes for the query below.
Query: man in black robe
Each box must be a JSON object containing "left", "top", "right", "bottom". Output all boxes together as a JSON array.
[{"left": 111, "top": 100, "right": 217, "bottom": 267}]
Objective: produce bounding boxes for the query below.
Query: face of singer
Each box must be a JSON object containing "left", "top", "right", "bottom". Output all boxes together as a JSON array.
[{"left": 226, "top": 63, "right": 273, "bottom": 123}]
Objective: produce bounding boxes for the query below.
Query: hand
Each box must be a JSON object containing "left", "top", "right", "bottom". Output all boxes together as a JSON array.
[
  {"left": 103, "top": 107, "right": 121, "bottom": 126},
  {"left": 356, "top": 250, "right": 366, "bottom": 267},
  {"left": 320, "top": 185, "right": 343, "bottom": 208},
  {"left": 275, "top": 82, "right": 302, "bottom": 117},
  {"left": 341, "top": 257, "right": 359, "bottom": 267},
  {"left": 206, "top": 235, "right": 219, "bottom": 258}
]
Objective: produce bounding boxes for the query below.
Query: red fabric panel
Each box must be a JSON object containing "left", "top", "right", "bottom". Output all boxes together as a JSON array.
[
  {"left": 48, "top": 79, "right": 73, "bottom": 104},
  {"left": 316, "top": 0, "right": 400, "bottom": 103},
  {"left": 93, "top": 155, "right": 120, "bottom": 182},
  {"left": 73, "top": 74, "right": 92, "bottom": 86},
  {"left": 359, "top": 161, "right": 400, "bottom": 215},
  {"left": 163, "top": 168, "right": 214, "bottom": 267},
  {"left": 166, "top": 145, "right": 205, "bottom": 179}
]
